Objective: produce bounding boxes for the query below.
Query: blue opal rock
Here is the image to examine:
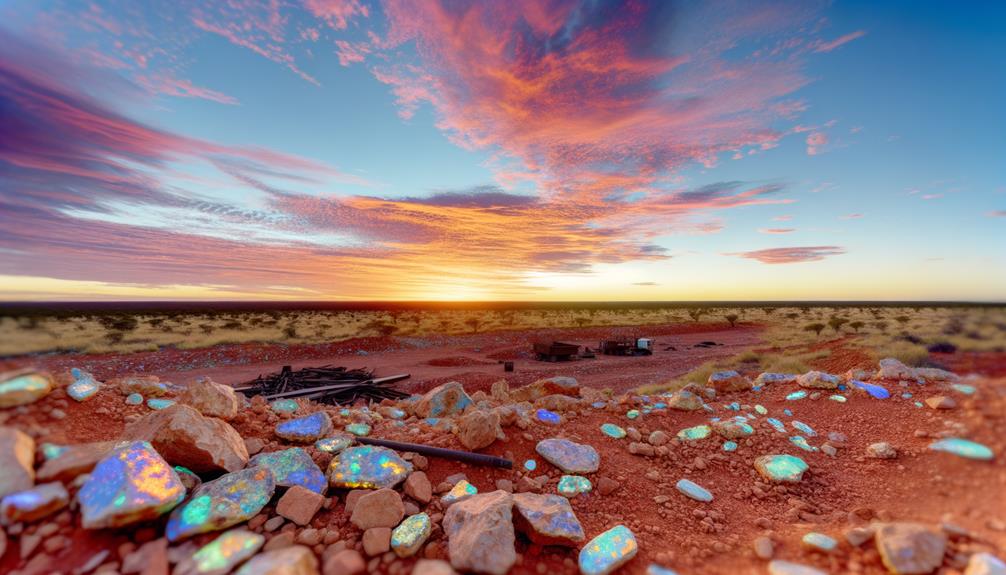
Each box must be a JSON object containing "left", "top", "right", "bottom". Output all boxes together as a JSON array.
[
  {"left": 524, "top": 459, "right": 537, "bottom": 472},
  {"left": 766, "top": 418, "right": 786, "bottom": 433},
  {"left": 929, "top": 438, "right": 994, "bottom": 461},
  {"left": 557, "top": 475, "right": 592, "bottom": 497},
  {"left": 675, "top": 479, "right": 713, "bottom": 502},
  {"left": 68, "top": 368, "right": 102, "bottom": 402},
  {"left": 591, "top": 401, "right": 607, "bottom": 409},
  {"left": 646, "top": 566, "right": 680, "bottom": 575},
  {"left": 270, "top": 399, "right": 299, "bottom": 413},
  {"left": 713, "top": 418, "right": 753, "bottom": 439},
  {"left": 513, "top": 493, "right": 585, "bottom": 546},
  {"left": 183, "top": 528, "right": 264, "bottom": 575},
  {"left": 792, "top": 421, "right": 816, "bottom": 437},
  {"left": 442, "top": 480, "right": 478, "bottom": 506},
  {"left": 1, "top": 482, "right": 69, "bottom": 523},
  {"left": 783, "top": 409, "right": 793, "bottom": 416},
  {"left": 78, "top": 441, "right": 186, "bottom": 529},
  {"left": 755, "top": 404, "right": 768, "bottom": 415},
  {"left": 40, "top": 442, "right": 68, "bottom": 460},
  {"left": 0, "top": 371, "right": 53, "bottom": 408},
  {"left": 755, "top": 373, "right": 797, "bottom": 386},
  {"left": 414, "top": 381, "right": 472, "bottom": 418},
  {"left": 789, "top": 436, "right": 818, "bottom": 452},
  {"left": 385, "top": 407, "right": 406, "bottom": 419},
  {"left": 851, "top": 380, "right": 890, "bottom": 399},
  {"left": 345, "top": 423, "right": 371, "bottom": 437},
  {"left": 579, "top": 525, "right": 638, "bottom": 575},
  {"left": 951, "top": 383, "right": 976, "bottom": 395},
  {"left": 677, "top": 424, "right": 711, "bottom": 441},
  {"left": 315, "top": 435, "right": 353, "bottom": 454},
  {"left": 166, "top": 466, "right": 275, "bottom": 541},
  {"left": 786, "top": 391, "right": 807, "bottom": 401},
  {"left": 829, "top": 395, "right": 847, "bottom": 403},
  {"left": 536, "top": 439, "right": 600, "bottom": 474},
  {"left": 722, "top": 441, "right": 738, "bottom": 452},
  {"left": 802, "top": 532, "right": 838, "bottom": 552},
  {"left": 125, "top": 393, "right": 144, "bottom": 405},
  {"left": 275, "top": 412, "right": 332, "bottom": 442},
  {"left": 754, "top": 454, "right": 809, "bottom": 483},
  {"left": 147, "top": 398, "right": 175, "bottom": 410},
  {"left": 328, "top": 446, "right": 412, "bottom": 489},
  {"left": 249, "top": 448, "right": 326, "bottom": 494},
  {"left": 600, "top": 423, "right": 626, "bottom": 439},
  {"left": 536, "top": 409, "right": 561, "bottom": 425},
  {"left": 626, "top": 409, "right": 640, "bottom": 419},
  {"left": 391, "top": 513, "right": 432, "bottom": 557}
]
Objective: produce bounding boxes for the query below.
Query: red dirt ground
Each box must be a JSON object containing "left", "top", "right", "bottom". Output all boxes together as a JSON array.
[{"left": 2, "top": 322, "right": 1004, "bottom": 575}]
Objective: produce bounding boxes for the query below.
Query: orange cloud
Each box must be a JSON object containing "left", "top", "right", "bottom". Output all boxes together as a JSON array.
[{"left": 727, "top": 246, "right": 846, "bottom": 264}]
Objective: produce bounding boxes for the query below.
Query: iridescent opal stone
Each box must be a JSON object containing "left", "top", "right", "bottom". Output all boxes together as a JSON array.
[
  {"left": 802, "top": 532, "right": 838, "bottom": 552},
  {"left": 791, "top": 421, "right": 816, "bottom": 437},
  {"left": 249, "top": 448, "right": 326, "bottom": 494},
  {"left": 442, "top": 479, "right": 479, "bottom": 506},
  {"left": 270, "top": 399, "right": 299, "bottom": 413},
  {"left": 345, "top": 423, "right": 371, "bottom": 437},
  {"left": 536, "top": 409, "right": 561, "bottom": 424},
  {"left": 0, "top": 371, "right": 53, "bottom": 408},
  {"left": 524, "top": 459, "right": 537, "bottom": 472},
  {"left": 125, "top": 393, "right": 144, "bottom": 405},
  {"left": 766, "top": 418, "right": 786, "bottom": 433},
  {"left": 789, "top": 436, "right": 818, "bottom": 452},
  {"left": 327, "top": 446, "right": 412, "bottom": 489},
  {"left": 78, "top": 441, "right": 186, "bottom": 529},
  {"left": 391, "top": 513, "right": 432, "bottom": 557},
  {"left": 275, "top": 412, "right": 332, "bottom": 442},
  {"left": 67, "top": 368, "right": 102, "bottom": 402},
  {"left": 851, "top": 380, "right": 890, "bottom": 399},
  {"left": 723, "top": 441, "right": 738, "bottom": 452},
  {"left": 579, "top": 525, "right": 638, "bottom": 575},
  {"left": 147, "top": 398, "right": 175, "bottom": 410},
  {"left": 0, "top": 482, "right": 69, "bottom": 523},
  {"left": 675, "top": 479, "right": 713, "bottom": 502},
  {"left": 557, "top": 475, "right": 592, "bottom": 498},
  {"left": 536, "top": 439, "right": 600, "bottom": 474},
  {"left": 713, "top": 418, "right": 753, "bottom": 439},
  {"left": 677, "top": 425, "right": 711, "bottom": 441},
  {"left": 183, "top": 529, "right": 265, "bottom": 575},
  {"left": 315, "top": 435, "right": 354, "bottom": 454},
  {"left": 512, "top": 493, "right": 585, "bottom": 546},
  {"left": 929, "top": 438, "right": 994, "bottom": 461},
  {"left": 754, "top": 454, "right": 809, "bottom": 483},
  {"left": 166, "top": 466, "right": 275, "bottom": 541},
  {"left": 600, "top": 423, "right": 626, "bottom": 439},
  {"left": 786, "top": 391, "right": 808, "bottom": 401}
]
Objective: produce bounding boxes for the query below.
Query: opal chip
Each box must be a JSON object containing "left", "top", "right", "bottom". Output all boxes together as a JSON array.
[
  {"left": 166, "top": 466, "right": 275, "bottom": 541},
  {"left": 536, "top": 438, "right": 600, "bottom": 474},
  {"left": 767, "top": 418, "right": 786, "bottom": 433},
  {"left": 78, "top": 441, "right": 186, "bottom": 529},
  {"left": 147, "top": 398, "right": 175, "bottom": 410},
  {"left": 524, "top": 459, "right": 537, "bottom": 472},
  {"left": 1, "top": 482, "right": 69, "bottom": 523},
  {"left": 185, "top": 529, "right": 264, "bottom": 575},
  {"left": 675, "top": 479, "right": 713, "bottom": 502},
  {"left": 713, "top": 418, "right": 753, "bottom": 439},
  {"left": 754, "top": 454, "right": 809, "bottom": 483},
  {"left": 579, "top": 524, "right": 638, "bottom": 575},
  {"left": 270, "top": 399, "right": 299, "bottom": 413},
  {"left": 792, "top": 421, "right": 816, "bottom": 437},
  {"left": 536, "top": 409, "right": 561, "bottom": 424},
  {"left": 557, "top": 475, "right": 592, "bottom": 497},
  {"left": 315, "top": 435, "right": 353, "bottom": 454},
  {"left": 126, "top": 393, "right": 144, "bottom": 405},
  {"left": 249, "top": 448, "right": 326, "bottom": 494},
  {"left": 951, "top": 383, "right": 976, "bottom": 395},
  {"left": 828, "top": 395, "right": 847, "bottom": 403},
  {"left": 68, "top": 368, "right": 102, "bottom": 402},
  {"left": 851, "top": 380, "right": 890, "bottom": 399},
  {"left": 0, "top": 371, "right": 53, "bottom": 408},
  {"left": 40, "top": 442, "right": 68, "bottom": 460},
  {"left": 328, "top": 446, "right": 412, "bottom": 489},
  {"left": 677, "top": 424, "right": 711, "bottom": 441},
  {"left": 391, "top": 513, "right": 432, "bottom": 557},
  {"left": 722, "top": 441, "right": 738, "bottom": 452},
  {"left": 600, "top": 423, "right": 626, "bottom": 439},
  {"left": 928, "top": 438, "right": 994, "bottom": 461},
  {"left": 789, "top": 436, "right": 818, "bottom": 452},
  {"left": 802, "top": 532, "right": 838, "bottom": 552},
  {"left": 626, "top": 409, "right": 640, "bottom": 419},
  {"left": 275, "top": 412, "right": 332, "bottom": 442},
  {"left": 786, "top": 391, "right": 807, "bottom": 401},
  {"left": 755, "top": 404, "right": 768, "bottom": 415},
  {"left": 442, "top": 480, "right": 478, "bottom": 506},
  {"left": 345, "top": 423, "right": 371, "bottom": 437}
]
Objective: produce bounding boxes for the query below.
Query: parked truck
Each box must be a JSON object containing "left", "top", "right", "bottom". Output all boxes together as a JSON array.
[{"left": 599, "top": 337, "right": 653, "bottom": 356}]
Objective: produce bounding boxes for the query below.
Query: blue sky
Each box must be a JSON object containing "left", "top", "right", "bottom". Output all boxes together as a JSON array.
[{"left": 0, "top": 0, "right": 1002, "bottom": 301}]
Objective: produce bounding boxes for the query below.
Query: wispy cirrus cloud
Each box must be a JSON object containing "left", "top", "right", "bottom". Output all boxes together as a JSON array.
[
  {"left": 840, "top": 213, "right": 864, "bottom": 219},
  {"left": 806, "top": 132, "right": 828, "bottom": 155},
  {"left": 758, "top": 228, "right": 796, "bottom": 234},
  {"left": 727, "top": 246, "right": 846, "bottom": 264},
  {"left": 987, "top": 210, "right": 1006, "bottom": 217},
  {"left": 813, "top": 30, "right": 867, "bottom": 53}
]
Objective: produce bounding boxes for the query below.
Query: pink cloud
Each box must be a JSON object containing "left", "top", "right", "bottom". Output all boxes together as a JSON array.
[
  {"left": 758, "top": 228, "right": 796, "bottom": 234},
  {"left": 806, "top": 132, "right": 828, "bottom": 155},
  {"left": 302, "top": 0, "right": 369, "bottom": 30},
  {"left": 727, "top": 246, "right": 846, "bottom": 264},
  {"left": 335, "top": 40, "right": 370, "bottom": 66},
  {"left": 772, "top": 215, "right": 794, "bottom": 221},
  {"left": 840, "top": 213, "right": 864, "bottom": 219},
  {"left": 922, "top": 194, "right": 943, "bottom": 200},
  {"left": 813, "top": 30, "right": 867, "bottom": 53},
  {"left": 136, "top": 73, "right": 239, "bottom": 105},
  {"left": 987, "top": 210, "right": 1006, "bottom": 217}
]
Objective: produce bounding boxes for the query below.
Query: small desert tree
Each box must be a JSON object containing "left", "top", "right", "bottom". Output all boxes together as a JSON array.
[
  {"left": 895, "top": 315, "right": 911, "bottom": 327},
  {"left": 724, "top": 313, "right": 740, "bottom": 328},
  {"left": 688, "top": 308, "right": 706, "bottom": 322},
  {"left": 873, "top": 320, "right": 889, "bottom": 333},
  {"left": 828, "top": 317, "right": 849, "bottom": 333},
  {"left": 804, "top": 323, "right": 826, "bottom": 336},
  {"left": 464, "top": 317, "right": 481, "bottom": 333},
  {"left": 850, "top": 320, "right": 865, "bottom": 333}
]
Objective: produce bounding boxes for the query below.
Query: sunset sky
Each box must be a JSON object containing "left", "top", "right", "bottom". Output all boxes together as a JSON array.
[{"left": 1, "top": 0, "right": 1003, "bottom": 301}]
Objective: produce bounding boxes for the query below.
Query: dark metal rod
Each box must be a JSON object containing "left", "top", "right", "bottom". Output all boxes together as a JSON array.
[{"left": 354, "top": 437, "right": 513, "bottom": 469}]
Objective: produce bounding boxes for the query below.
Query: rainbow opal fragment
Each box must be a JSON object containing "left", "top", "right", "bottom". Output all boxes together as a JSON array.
[
  {"left": 852, "top": 380, "right": 890, "bottom": 399},
  {"left": 557, "top": 475, "right": 592, "bottom": 498},
  {"left": 755, "top": 404, "right": 768, "bottom": 415},
  {"left": 125, "top": 393, "right": 144, "bottom": 405},
  {"left": 792, "top": 421, "right": 816, "bottom": 437},
  {"left": 78, "top": 441, "right": 186, "bottom": 529},
  {"left": 180, "top": 529, "right": 265, "bottom": 575},
  {"left": 713, "top": 418, "right": 753, "bottom": 439},
  {"left": 275, "top": 412, "right": 332, "bottom": 442},
  {"left": 802, "top": 532, "right": 838, "bottom": 552},
  {"left": 579, "top": 524, "right": 638, "bottom": 575},
  {"left": 315, "top": 435, "right": 353, "bottom": 454},
  {"left": 600, "top": 423, "right": 626, "bottom": 439},
  {"left": 40, "top": 442, "right": 68, "bottom": 460},
  {"left": 524, "top": 459, "right": 537, "bottom": 472},
  {"left": 929, "top": 438, "right": 994, "bottom": 461},
  {"left": 536, "top": 439, "right": 600, "bottom": 474},
  {"left": 646, "top": 566, "right": 680, "bottom": 575},
  {"left": 345, "top": 423, "right": 371, "bottom": 437},
  {"left": 442, "top": 479, "right": 478, "bottom": 506},
  {"left": 677, "top": 424, "right": 711, "bottom": 441},
  {"left": 951, "top": 383, "right": 976, "bottom": 395},
  {"left": 67, "top": 368, "right": 102, "bottom": 402},
  {"left": 754, "top": 454, "right": 809, "bottom": 483},
  {"left": 829, "top": 395, "right": 847, "bottom": 403},
  {"left": 722, "top": 441, "right": 738, "bottom": 452},
  {"left": 385, "top": 407, "right": 406, "bottom": 419},
  {"left": 766, "top": 418, "right": 786, "bottom": 433},
  {"left": 512, "top": 493, "right": 585, "bottom": 546},
  {"left": 536, "top": 409, "right": 561, "bottom": 424},
  {"left": 786, "top": 391, "right": 807, "bottom": 401},
  {"left": 789, "top": 436, "right": 818, "bottom": 452},
  {"left": 0, "top": 482, "right": 69, "bottom": 523},
  {"left": 626, "top": 409, "right": 640, "bottom": 419},
  {"left": 328, "top": 446, "right": 412, "bottom": 489},
  {"left": 249, "top": 448, "right": 326, "bottom": 494},
  {"left": 147, "top": 398, "right": 175, "bottom": 410},
  {"left": 166, "top": 466, "right": 275, "bottom": 541},
  {"left": 391, "top": 513, "right": 432, "bottom": 557},
  {"left": 0, "top": 370, "right": 53, "bottom": 408},
  {"left": 270, "top": 399, "right": 298, "bottom": 413},
  {"left": 675, "top": 479, "right": 713, "bottom": 502}
]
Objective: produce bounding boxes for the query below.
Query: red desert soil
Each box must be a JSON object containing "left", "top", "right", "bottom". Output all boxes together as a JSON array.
[{"left": 1, "top": 322, "right": 1004, "bottom": 575}]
